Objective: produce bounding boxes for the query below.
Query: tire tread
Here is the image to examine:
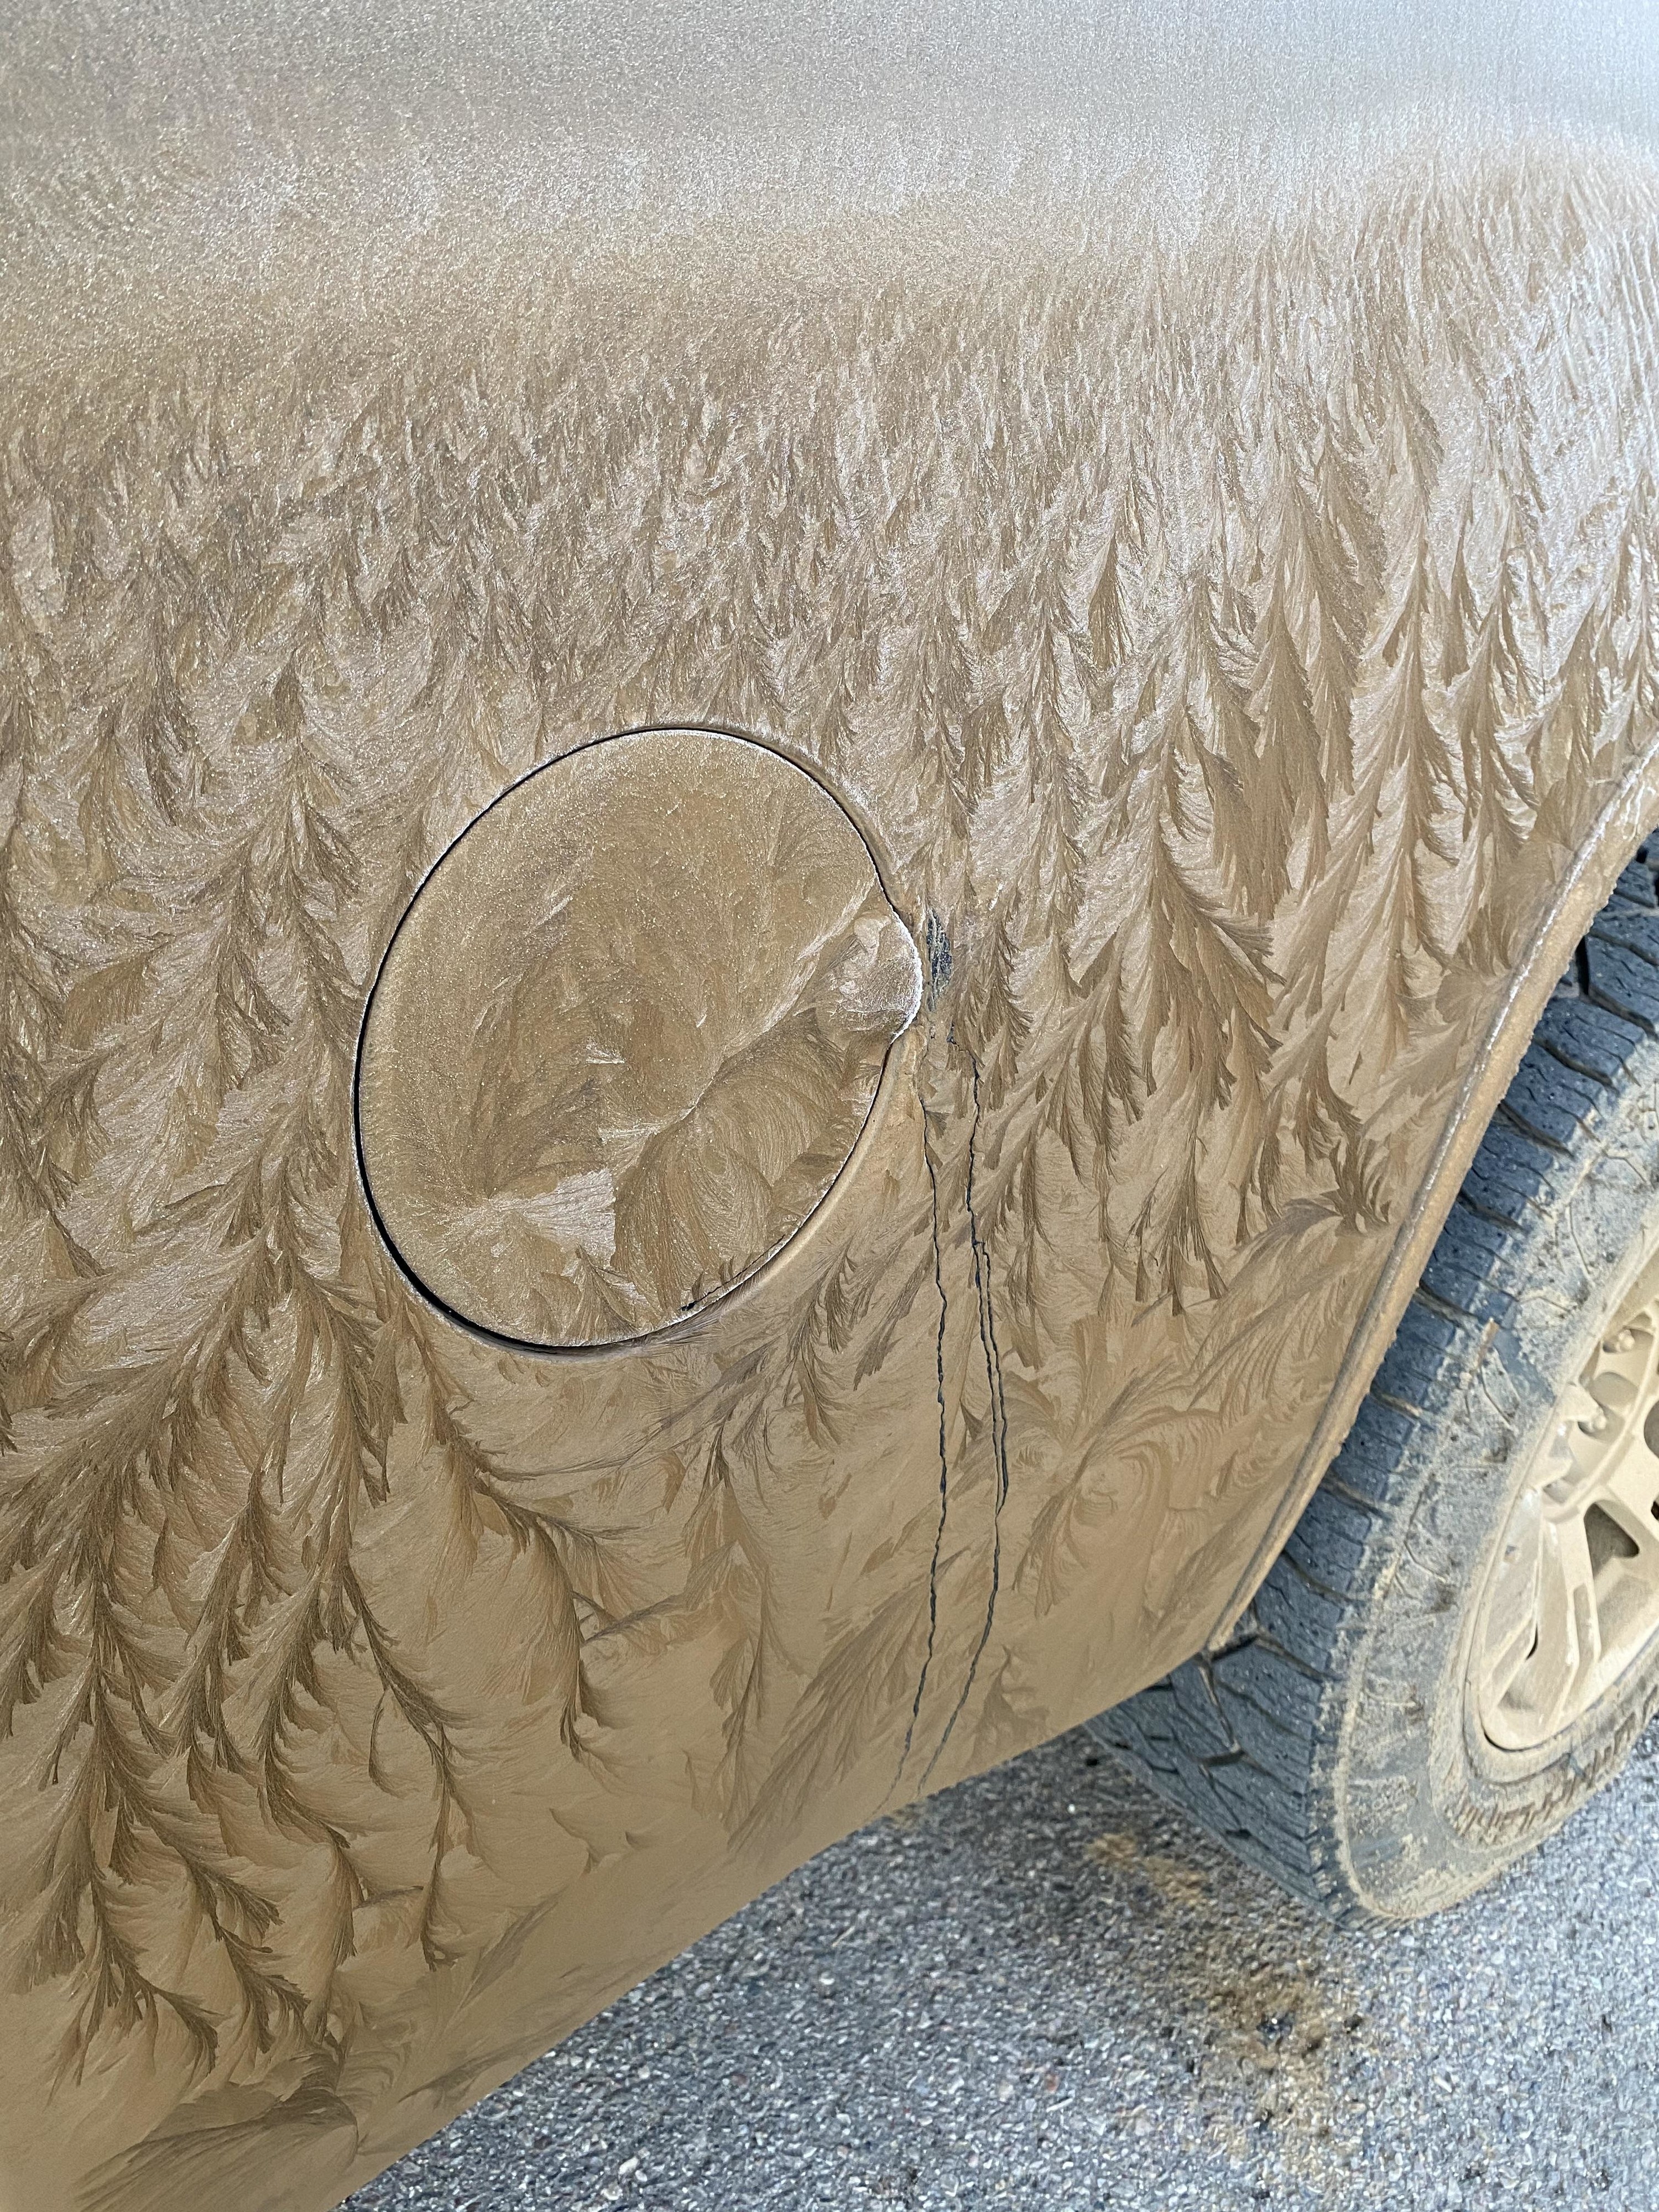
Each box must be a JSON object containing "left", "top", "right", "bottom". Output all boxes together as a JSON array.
[{"left": 1089, "top": 871, "right": 1659, "bottom": 1917}]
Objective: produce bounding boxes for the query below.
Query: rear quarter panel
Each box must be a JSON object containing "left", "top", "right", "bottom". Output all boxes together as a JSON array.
[{"left": 4, "top": 5, "right": 1659, "bottom": 2204}]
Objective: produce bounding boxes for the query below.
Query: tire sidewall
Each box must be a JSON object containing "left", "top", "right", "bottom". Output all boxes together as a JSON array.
[{"left": 1333, "top": 1057, "right": 1659, "bottom": 1918}]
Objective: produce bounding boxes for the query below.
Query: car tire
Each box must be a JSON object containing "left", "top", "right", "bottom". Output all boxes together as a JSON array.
[{"left": 1091, "top": 847, "right": 1659, "bottom": 1921}]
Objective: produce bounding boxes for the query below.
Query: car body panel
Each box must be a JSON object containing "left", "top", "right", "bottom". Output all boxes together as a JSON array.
[{"left": 5, "top": 6, "right": 1659, "bottom": 2206}]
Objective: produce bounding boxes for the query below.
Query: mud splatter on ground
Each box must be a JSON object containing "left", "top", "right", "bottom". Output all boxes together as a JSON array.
[{"left": 349, "top": 1724, "right": 1659, "bottom": 2211}]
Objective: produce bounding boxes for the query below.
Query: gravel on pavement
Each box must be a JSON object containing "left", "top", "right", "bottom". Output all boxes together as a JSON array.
[{"left": 345, "top": 1719, "right": 1659, "bottom": 2211}]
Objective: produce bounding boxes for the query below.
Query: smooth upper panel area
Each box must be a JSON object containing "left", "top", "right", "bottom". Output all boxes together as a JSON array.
[
  {"left": 8, "top": 0, "right": 1659, "bottom": 153},
  {"left": 7, "top": 0, "right": 1659, "bottom": 357}
]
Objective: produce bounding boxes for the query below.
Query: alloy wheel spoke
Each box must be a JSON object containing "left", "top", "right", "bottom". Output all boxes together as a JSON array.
[
  {"left": 1478, "top": 1271, "right": 1659, "bottom": 1752},
  {"left": 1533, "top": 1514, "right": 1601, "bottom": 1736},
  {"left": 1595, "top": 1437, "right": 1659, "bottom": 1554},
  {"left": 1481, "top": 1492, "right": 1544, "bottom": 1708}
]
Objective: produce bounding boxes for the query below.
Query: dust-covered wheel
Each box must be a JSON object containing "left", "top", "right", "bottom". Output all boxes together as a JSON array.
[{"left": 1093, "top": 848, "right": 1659, "bottom": 1920}]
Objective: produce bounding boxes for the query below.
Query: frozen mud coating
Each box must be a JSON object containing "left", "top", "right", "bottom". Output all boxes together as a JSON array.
[{"left": 4, "top": 4, "right": 1659, "bottom": 2208}]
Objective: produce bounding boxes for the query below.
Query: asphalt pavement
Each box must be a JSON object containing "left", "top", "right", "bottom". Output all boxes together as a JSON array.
[{"left": 345, "top": 1720, "right": 1659, "bottom": 2212}]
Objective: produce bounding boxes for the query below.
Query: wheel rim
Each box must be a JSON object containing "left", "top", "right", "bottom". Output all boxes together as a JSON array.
[{"left": 1475, "top": 1247, "right": 1659, "bottom": 1752}]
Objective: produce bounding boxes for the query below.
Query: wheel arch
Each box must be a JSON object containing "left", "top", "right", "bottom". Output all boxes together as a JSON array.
[{"left": 1209, "top": 732, "right": 1659, "bottom": 1647}]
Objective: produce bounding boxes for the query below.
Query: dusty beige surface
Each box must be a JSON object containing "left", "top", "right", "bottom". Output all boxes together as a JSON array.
[
  {"left": 4, "top": 7, "right": 1659, "bottom": 2208},
  {"left": 357, "top": 729, "right": 921, "bottom": 1348}
]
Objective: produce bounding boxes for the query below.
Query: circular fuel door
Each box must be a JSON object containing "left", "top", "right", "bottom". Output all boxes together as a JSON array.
[{"left": 354, "top": 728, "right": 921, "bottom": 1350}]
